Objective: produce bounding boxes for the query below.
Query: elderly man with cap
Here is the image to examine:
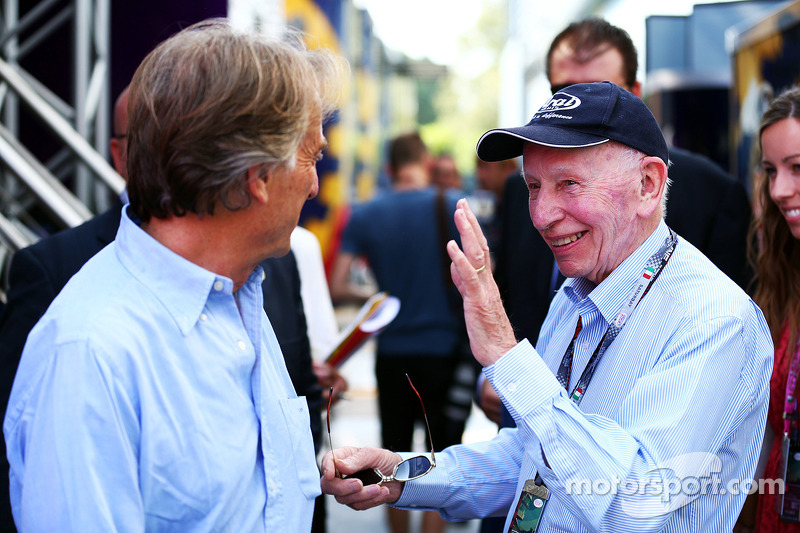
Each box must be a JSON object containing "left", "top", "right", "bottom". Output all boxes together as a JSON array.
[{"left": 321, "top": 82, "right": 773, "bottom": 532}]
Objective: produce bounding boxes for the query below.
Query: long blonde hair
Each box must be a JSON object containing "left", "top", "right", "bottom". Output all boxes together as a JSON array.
[{"left": 749, "top": 86, "right": 800, "bottom": 355}]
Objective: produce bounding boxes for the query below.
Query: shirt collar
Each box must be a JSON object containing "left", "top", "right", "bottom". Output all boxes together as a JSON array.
[
  {"left": 563, "top": 220, "right": 671, "bottom": 325},
  {"left": 114, "top": 205, "right": 263, "bottom": 335}
]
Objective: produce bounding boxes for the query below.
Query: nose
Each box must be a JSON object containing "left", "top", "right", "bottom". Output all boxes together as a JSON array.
[
  {"left": 771, "top": 168, "right": 794, "bottom": 202},
  {"left": 307, "top": 173, "right": 319, "bottom": 200},
  {"left": 530, "top": 186, "right": 563, "bottom": 231}
]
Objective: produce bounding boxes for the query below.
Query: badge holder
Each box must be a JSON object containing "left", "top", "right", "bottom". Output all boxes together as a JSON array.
[
  {"left": 779, "top": 429, "right": 800, "bottom": 522},
  {"left": 508, "top": 479, "right": 549, "bottom": 533},
  {"left": 781, "top": 342, "right": 800, "bottom": 523}
]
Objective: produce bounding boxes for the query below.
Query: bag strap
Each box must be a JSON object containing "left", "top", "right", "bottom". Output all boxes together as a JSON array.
[{"left": 435, "top": 189, "right": 455, "bottom": 290}]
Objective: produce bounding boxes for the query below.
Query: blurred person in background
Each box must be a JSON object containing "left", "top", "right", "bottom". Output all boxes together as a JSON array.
[
  {"left": 432, "top": 152, "right": 463, "bottom": 191},
  {"left": 330, "top": 132, "right": 469, "bottom": 533},
  {"left": 471, "top": 156, "right": 518, "bottom": 261}
]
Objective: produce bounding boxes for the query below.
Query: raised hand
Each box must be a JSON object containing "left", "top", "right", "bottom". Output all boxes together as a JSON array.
[{"left": 446, "top": 199, "right": 517, "bottom": 366}]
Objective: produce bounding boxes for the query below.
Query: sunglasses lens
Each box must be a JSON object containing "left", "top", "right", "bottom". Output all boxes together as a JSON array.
[
  {"left": 348, "top": 468, "right": 383, "bottom": 486},
  {"left": 394, "top": 455, "right": 433, "bottom": 482}
]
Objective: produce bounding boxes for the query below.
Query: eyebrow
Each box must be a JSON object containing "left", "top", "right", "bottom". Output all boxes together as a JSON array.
[{"left": 763, "top": 153, "right": 800, "bottom": 165}]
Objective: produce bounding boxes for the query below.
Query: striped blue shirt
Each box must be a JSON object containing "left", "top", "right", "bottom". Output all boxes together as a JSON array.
[
  {"left": 396, "top": 220, "right": 773, "bottom": 532},
  {"left": 4, "top": 207, "right": 320, "bottom": 532}
]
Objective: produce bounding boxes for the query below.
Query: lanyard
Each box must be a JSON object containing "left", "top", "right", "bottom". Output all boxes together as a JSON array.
[
  {"left": 561, "top": 229, "right": 677, "bottom": 405},
  {"left": 783, "top": 333, "right": 800, "bottom": 436},
  {"left": 528, "top": 228, "right": 678, "bottom": 505}
]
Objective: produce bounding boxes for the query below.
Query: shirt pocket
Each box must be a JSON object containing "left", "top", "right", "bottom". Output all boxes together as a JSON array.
[{"left": 278, "top": 397, "right": 322, "bottom": 499}]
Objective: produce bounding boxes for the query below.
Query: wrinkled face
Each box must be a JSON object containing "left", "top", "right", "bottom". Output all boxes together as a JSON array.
[
  {"left": 762, "top": 117, "right": 800, "bottom": 240},
  {"left": 523, "top": 142, "right": 648, "bottom": 284},
  {"left": 264, "top": 119, "right": 325, "bottom": 256}
]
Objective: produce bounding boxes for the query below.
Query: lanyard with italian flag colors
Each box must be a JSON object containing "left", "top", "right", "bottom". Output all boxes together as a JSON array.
[{"left": 559, "top": 228, "right": 677, "bottom": 405}]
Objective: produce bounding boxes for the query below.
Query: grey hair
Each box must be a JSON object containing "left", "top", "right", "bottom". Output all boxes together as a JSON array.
[{"left": 127, "top": 18, "right": 348, "bottom": 222}]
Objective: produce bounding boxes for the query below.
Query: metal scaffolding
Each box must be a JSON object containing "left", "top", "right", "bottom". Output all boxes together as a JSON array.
[{"left": 0, "top": 0, "right": 123, "bottom": 302}]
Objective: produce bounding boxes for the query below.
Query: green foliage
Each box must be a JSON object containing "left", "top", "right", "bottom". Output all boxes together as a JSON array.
[{"left": 422, "top": 0, "right": 507, "bottom": 177}]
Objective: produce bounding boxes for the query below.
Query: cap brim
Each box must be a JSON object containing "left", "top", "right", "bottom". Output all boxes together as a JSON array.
[{"left": 476, "top": 125, "right": 610, "bottom": 162}]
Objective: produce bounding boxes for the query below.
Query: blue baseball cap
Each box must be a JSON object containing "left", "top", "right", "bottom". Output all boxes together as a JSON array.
[{"left": 476, "top": 81, "right": 669, "bottom": 164}]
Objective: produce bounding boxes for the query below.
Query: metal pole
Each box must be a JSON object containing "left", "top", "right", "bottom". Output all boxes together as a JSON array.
[
  {"left": 0, "top": 58, "right": 125, "bottom": 195},
  {"left": 74, "top": 0, "right": 91, "bottom": 208},
  {"left": 0, "top": 126, "right": 91, "bottom": 227},
  {"left": 2, "top": 0, "right": 19, "bottom": 210},
  {"left": 92, "top": 0, "right": 111, "bottom": 210}
]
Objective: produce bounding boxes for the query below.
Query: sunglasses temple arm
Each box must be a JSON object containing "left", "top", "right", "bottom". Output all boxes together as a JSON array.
[
  {"left": 422, "top": 410, "right": 436, "bottom": 466},
  {"left": 327, "top": 386, "right": 342, "bottom": 477},
  {"left": 405, "top": 374, "right": 436, "bottom": 466}
]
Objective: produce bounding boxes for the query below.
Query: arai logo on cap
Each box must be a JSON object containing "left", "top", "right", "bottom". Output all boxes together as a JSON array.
[{"left": 538, "top": 92, "right": 581, "bottom": 113}]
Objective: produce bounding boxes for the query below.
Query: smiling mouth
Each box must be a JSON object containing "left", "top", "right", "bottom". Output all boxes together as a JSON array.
[
  {"left": 551, "top": 231, "right": 586, "bottom": 247},
  {"left": 785, "top": 208, "right": 800, "bottom": 218}
]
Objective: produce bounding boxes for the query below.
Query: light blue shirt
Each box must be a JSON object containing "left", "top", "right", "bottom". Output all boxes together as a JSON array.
[
  {"left": 395, "top": 221, "right": 773, "bottom": 532},
  {"left": 4, "top": 207, "right": 320, "bottom": 532}
]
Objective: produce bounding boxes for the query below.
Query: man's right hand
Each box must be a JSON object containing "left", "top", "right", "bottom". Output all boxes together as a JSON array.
[
  {"left": 447, "top": 199, "right": 518, "bottom": 366},
  {"left": 320, "top": 446, "right": 405, "bottom": 510}
]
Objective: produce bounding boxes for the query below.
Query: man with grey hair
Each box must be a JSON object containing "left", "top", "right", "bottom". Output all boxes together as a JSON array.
[
  {"left": 322, "top": 82, "right": 772, "bottom": 532},
  {"left": 4, "top": 19, "right": 345, "bottom": 531}
]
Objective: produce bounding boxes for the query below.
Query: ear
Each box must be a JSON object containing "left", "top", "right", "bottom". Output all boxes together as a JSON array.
[
  {"left": 629, "top": 80, "right": 643, "bottom": 98},
  {"left": 637, "top": 157, "right": 667, "bottom": 219},
  {"left": 247, "top": 165, "right": 269, "bottom": 204},
  {"left": 110, "top": 138, "right": 126, "bottom": 179}
]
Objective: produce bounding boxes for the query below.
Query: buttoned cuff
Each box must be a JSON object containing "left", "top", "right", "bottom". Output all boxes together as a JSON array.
[
  {"left": 393, "top": 452, "right": 451, "bottom": 511},
  {"left": 483, "top": 339, "right": 563, "bottom": 423}
]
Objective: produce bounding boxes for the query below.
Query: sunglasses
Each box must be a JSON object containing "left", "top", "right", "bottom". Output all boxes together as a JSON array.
[{"left": 326, "top": 373, "right": 436, "bottom": 486}]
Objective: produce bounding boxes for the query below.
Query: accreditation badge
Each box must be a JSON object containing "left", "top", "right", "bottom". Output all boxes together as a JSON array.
[
  {"left": 508, "top": 479, "right": 549, "bottom": 533},
  {"left": 779, "top": 434, "right": 800, "bottom": 522}
]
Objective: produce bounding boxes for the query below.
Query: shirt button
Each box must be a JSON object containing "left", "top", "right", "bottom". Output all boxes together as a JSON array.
[
  {"left": 200, "top": 313, "right": 208, "bottom": 322},
  {"left": 582, "top": 341, "right": 589, "bottom": 349},
  {"left": 213, "top": 280, "right": 224, "bottom": 291},
  {"left": 507, "top": 382, "right": 517, "bottom": 392},
  {"left": 237, "top": 340, "right": 247, "bottom": 350}
]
